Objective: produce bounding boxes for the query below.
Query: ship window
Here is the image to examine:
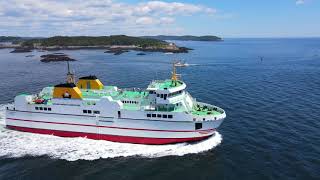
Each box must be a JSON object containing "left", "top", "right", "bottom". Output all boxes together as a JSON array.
[
  {"left": 168, "top": 115, "right": 173, "bottom": 118},
  {"left": 147, "top": 114, "right": 151, "bottom": 117},
  {"left": 83, "top": 110, "right": 87, "bottom": 113},
  {"left": 94, "top": 111, "right": 100, "bottom": 114},
  {"left": 88, "top": 110, "right": 92, "bottom": 114},
  {"left": 160, "top": 94, "right": 163, "bottom": 98},
  {"left": 163, "top": 114, "right": 167, "bottom": 118},
  {"left": 48, "top": 108, "right": 51, "bottom": 111},
  {"left": 195, "top": 123, "right": 202, "bottom": 130},
  {"left": 157, "top": 114, "right": 161, "bottom": 118},
  {"left": 35, "top": 107, "right": 39, "bottom": 110},
  {"left": 157, "top": 94, "right": 159, "bottom": 97},
  {"left": 39, "top": 107, "right": 43, "bottom": 110},
  {"left": 44, "top": 107, "right": 48, "bottom": 111},
  {"left": 152, "top": 114, "right": 156, "bottom": 118}
]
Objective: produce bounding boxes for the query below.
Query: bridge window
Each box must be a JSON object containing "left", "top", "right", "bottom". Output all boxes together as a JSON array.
[
  {"left": 152, "top": 114, "right": 156, "bottom": 118},
  {"left": 83, "top": 110, "right": 88, "bottom": 113},
  {"left": 157, "top": 114, "right": 161, "bottom": 118},
  {"left": 35, "top": 107, "right": 39, "bottom": 110},
  {"left": 39, "top": 107, "right": 43, "bottom": 110},
  {"left": 147, "top": 114, "right": 151, "bottom": 117},
  {"left": 163, "top": 114, "right": 167, "bottom": 118},
  {"left": 168, "top": 115, "right": 173, "bottom": 118},
  {"left": 48, "top": 108, "right": 52, "bottom": 111},
  {"left": 87, "top": 110, "right": 92, "bottom": 114},
  {"left": 93, "top": 111, "right": 100, "bottom": 114}
]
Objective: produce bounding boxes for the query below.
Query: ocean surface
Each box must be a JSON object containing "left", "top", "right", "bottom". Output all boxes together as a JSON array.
[{"left": 0, "top": 38, "right": 319, "bottom": 180}]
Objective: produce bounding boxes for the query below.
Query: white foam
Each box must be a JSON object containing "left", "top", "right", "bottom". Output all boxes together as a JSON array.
[{"left": 0, "top": 104, "right": 222, "bottom": 161}]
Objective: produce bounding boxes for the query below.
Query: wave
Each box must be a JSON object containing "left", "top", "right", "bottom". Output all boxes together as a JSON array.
[{"left": 0, "top": 104, "right": 222, "bottom": 161}]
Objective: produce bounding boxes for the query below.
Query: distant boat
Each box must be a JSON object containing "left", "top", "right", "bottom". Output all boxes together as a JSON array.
[
  {"left": 165, "top": 52, "right": 174, "bottom": 55},
  {"left": 175, "top": 60, "right": 190, "bottom": 67},
  {"left": 260, "top": 56, "right": 264, "bottom": 61}
]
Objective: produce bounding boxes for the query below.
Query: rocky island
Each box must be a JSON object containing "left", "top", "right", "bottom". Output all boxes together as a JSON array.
[
  {"left": 20, "top": 35, "right": 190, "bottom": 54},
  {"left": 40, "top": 53, "right": 76, "bottom": 62},
  {"left": 10, "top": 48, "right": 32, "bottom": 53}
]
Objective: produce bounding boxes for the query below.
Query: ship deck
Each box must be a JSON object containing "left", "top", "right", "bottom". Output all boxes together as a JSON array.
[
  {"left": 148, "top": 80, "right": 183, "bottom": 90},
  {"left": 31, "top": 86, "right": 223, "bottom": 116}
]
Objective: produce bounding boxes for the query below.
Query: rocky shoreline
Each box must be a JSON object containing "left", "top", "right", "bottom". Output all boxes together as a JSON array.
[
  {"left": 10, "top": 48, "right": 33, "bottom": 53},
  {"left": 40, "top": 53, "right": 76, "bottom": 62}
]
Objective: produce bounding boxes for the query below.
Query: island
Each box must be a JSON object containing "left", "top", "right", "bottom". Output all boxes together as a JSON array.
[
  {"left": 10, "top": 48, "right": 32, "bottom": 53},
  {"left": 20, "top": 35, "right": 191, "bottom": 54},
  {"left": 1, "top": 35, "right": 223, "bottom": 55},
  {"left": 40, "top": 53, "right": 76, "bottom": 62},
  {"left": 141, "top": 35, "right": 223, "bottom": 41},
  {"left": 0, "top": 36, "right": 23, "bottom": 43}
]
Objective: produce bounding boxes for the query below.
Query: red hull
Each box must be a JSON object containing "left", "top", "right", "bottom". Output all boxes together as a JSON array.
[{"left": 6, "top": 125, "right": 212, "bottom": 145}]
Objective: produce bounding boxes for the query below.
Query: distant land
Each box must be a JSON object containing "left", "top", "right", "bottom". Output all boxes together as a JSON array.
[
  {"left": 0, "top": 35, "right": 191, "bottom": 53},
  {"left": 0, "top": 35, "right": 223, "bottom": 56},
  {"left": 142, "top": 35, "right": 223, "bottom": 41}
]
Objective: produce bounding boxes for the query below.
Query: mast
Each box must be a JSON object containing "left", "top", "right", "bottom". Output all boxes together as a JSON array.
[
  {"left": 66, "top": 61, "right": 75, "bottom": 84},
  {"left": 171, "top": 62, "right": 178, "bottom": 81}
]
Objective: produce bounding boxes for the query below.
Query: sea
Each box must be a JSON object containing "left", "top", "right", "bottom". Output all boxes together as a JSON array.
[{"left": 0, "top": 38, "right": 319, "bottom": 180}]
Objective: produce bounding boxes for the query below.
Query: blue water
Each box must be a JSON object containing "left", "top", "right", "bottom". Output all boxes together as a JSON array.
[{"left": 0, "top": 38, "right": 319, "bottom": 180}]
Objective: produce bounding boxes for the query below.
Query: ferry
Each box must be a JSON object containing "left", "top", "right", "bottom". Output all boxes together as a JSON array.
[{"left": 5, "top": 62, "right": 226, "bottom": 144}]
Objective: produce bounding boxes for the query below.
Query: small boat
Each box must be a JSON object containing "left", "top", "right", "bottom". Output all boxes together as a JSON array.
[{"left": 174, "top": 61, "right": 189, "bottom": 67}]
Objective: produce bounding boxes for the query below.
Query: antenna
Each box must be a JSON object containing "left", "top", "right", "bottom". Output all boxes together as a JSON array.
[
  {"left": 171, "top": 62, "right": 177, "bottom": 81},
  {"left": 66, "top": 61, "right": 75, "bottom": 84}
]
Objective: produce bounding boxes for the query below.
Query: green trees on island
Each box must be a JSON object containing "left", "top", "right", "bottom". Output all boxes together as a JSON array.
[{"left": 22, "top": 35, "right": 168, "bottom": 48}]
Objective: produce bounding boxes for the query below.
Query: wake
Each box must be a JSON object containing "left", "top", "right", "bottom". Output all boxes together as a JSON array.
[{"left": 0, "top": 104, "right": 222, "bottom": 161}]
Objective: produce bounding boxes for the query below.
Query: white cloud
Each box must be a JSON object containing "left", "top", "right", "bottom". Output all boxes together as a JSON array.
[
  {"left": 296, "top": 0, "right": 305, "bottom": 5},
  {"left": 0, "top": 0, "right": 217, "bottom": 36}
]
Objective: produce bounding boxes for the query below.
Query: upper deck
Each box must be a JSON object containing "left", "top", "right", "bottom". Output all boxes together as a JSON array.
[
  {"left": 27, "top": 80, "right": 224, "bottom": 119},
  {"left": 147, "top": 80, "right": 184, "bottom": 90}
]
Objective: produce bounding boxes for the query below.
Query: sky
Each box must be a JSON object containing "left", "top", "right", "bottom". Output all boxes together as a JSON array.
[{"left": 0, "top": 0, "right": 319, "bottom": 37}]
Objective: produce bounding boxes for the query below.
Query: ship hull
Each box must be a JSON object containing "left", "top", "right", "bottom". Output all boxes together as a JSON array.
[
  {"left": 5, "top": 110, "right": 222, "bottom": 145},
  {"left": 6, "top": 125, "right": 212, "bottom": 144}
]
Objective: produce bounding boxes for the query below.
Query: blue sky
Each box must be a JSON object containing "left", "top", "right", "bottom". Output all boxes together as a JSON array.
[{"left": 0, "top": 0, "right": 319, "bottom": 37}]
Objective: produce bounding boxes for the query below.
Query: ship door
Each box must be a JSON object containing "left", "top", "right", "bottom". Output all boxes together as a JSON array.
[
  {"left": 118, "top": 111, "right": 121, "bottom": 118},
  {"left": 87, "top": 81, "right": 91, "bottom": 89}
]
